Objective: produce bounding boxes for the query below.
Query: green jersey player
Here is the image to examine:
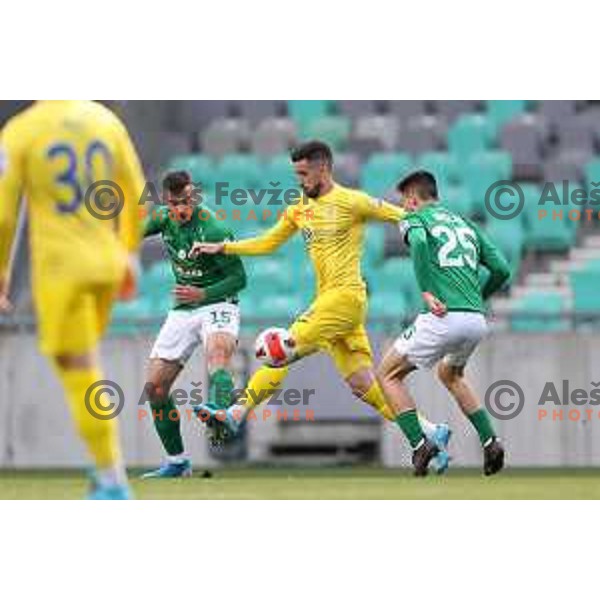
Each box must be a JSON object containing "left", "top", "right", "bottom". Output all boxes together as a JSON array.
[
  {"left": 141, "top": 171, "right": 246, "bottom": 478},
  {"left": 377, "top": 170, "right": 511, "bottom": 476}
]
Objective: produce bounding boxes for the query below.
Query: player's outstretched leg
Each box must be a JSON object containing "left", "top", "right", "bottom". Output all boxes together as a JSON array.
[
  {"left": 51, "top": 354, "right": 131, "bottom": 499},
  {"left": 141, "top": 358, "right": 191, "bottom": 479},
  {"left": 437, "top": 361, "right": 504, "bottom": 476}
]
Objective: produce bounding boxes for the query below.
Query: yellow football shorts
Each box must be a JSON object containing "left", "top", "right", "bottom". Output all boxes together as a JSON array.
[
  {"left": 289, "top": 288, "right": 373, "bottom": 378},
  {"left": 34, "top": 280, "right": 119, "bottom": 356}
]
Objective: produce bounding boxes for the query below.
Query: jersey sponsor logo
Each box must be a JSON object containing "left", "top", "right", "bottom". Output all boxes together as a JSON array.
[
  {"left": 301, "top": 227, "right": 315, "bottom": 245},
  {"left": 175, "top": 264, "right": 204, "bottom": 277},
  {"left": 0, "top": 146, "right": 7, "bottom": 177}
]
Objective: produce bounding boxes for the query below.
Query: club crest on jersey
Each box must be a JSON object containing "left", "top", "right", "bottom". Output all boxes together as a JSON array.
[
  {"left": 178, "top": 249, "right": 187, "bottom": 260},
  {"left": 0, "top": 146, "right": 7, "bottom": 177},
  {"left": 301, "top": 227, "right": 315, "bottom": 245}
]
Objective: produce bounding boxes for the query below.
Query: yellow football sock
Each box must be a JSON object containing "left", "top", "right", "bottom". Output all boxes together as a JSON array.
[
  {"left": 54, "top": 365, "right": 121, "bottom": 468},
  {"left": 242, "top": 365, "right": 289, "bottom": 411},
  {"left": 361, "top": 380, "right": 395, "bottom": 421}
]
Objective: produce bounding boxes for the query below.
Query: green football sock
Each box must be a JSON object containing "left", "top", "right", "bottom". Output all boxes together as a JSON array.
[
  {"left": 468, "top": 408, "right": 496, "bottom": 446},
  {"left": 395, "top": 409, "right": 425, "bottom": 449},
  {"left": 209, "top": 368, "right": 235, "bottom": 409},
  {"left": 151, "top": 396, "right": 184, "bottom": 456}
]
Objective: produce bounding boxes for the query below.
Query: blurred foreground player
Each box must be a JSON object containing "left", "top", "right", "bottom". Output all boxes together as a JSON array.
[
  {"left": 0, "top": 101, "right": 144, "bottom": 498},
  {"left": 377, "top": 171, "right": 511, "bottom": 476}
]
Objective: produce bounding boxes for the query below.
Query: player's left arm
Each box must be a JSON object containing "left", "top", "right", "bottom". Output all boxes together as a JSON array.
[
  {"left": 471, "top": 221, "right": 511, "bottom": 299},
  {"left": 0, "top": 120, "right": 25, "bottom": 305},
  {"left": 356, "top": 192, "right": 406, "bottom": 223}
]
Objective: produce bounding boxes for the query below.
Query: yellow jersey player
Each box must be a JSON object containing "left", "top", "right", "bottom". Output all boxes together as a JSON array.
[
  {"left": 0, "top": 101, "right": 144, "bottom": 499},
  {"left": 192, "top": 140, "right": 449, "bottom": 475}
]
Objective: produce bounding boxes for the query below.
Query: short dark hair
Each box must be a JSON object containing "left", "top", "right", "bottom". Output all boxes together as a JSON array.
[
  {"left": 396, "top": 170, "right": 438, "bottom": 200},
  {"left": 290, "top": 140, "right": 333, "bottom": 167},
  {"left": 163, "top": 170, "right": 191, "bottom": 196}
]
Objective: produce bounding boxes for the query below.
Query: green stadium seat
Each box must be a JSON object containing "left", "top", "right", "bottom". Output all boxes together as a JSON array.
[
  {"left": 363, "top": 224, "right": 386, "bottom": 269},
  {"left": 460, "top": 151, "right": 513, "bottom": 216},
  {"left": 110, "top": 297, "right": 154, "bottom": 335},
  {"left": 486, "top": 100, "right": 529, "bottom": 129},
  {"left": 287, "top": 100, "right": 335, "bottom": 128},
  {"left": 215, "top": 154, "right": 262, "bottom": 191},
  {"left": 368, "top": 291, "right": 410, "bottom": 333},
  {"left": 448, "top": 114, "right": 495, "bottom": 160},
  {"left": 245, "top": 257, "right": 295, "bottom": 294},
  {"left": 414, "top": 152, "right": 460, "bottom": 190},
  {"left": 584, "top": 158, "right": 600, "bottom": 194},
  {"left": 376, "top": 257, "right": 421, "bottom": 312},
  {"left": 302, "top": 116, "right": 351, "bottom": 150},
  {"left": 523, "top": 182, "right": 577, "bottom": 251},
  {"left": 510, "top": 291, "right": 569, "bottom": 332},
  {"left": 485, "top": 219, "right": 523, "bottom": 276},
  {"left": 360, "top": 153, "right": 412, "bottom": 197},
  {"left": 167, "top": 154, "right": 216, "bottom": 195},
  {"left": 570, "top": 260, "right": 600, "bottom": 314},
  {"left": 443, "top": 186, "right": 477, "bottom": 218}
]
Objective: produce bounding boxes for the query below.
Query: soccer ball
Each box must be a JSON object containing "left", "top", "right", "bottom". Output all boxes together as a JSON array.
[{"left": 254, "top": 327, "right": 296, "bottom": 367}]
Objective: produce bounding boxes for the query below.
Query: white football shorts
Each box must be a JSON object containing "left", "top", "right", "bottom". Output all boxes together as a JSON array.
[
  {"left": 150, "top": 301, "right": 240, "bottom": 364},
  {"left": 393, "top": 311, "right": 488, "bottom": 370}
]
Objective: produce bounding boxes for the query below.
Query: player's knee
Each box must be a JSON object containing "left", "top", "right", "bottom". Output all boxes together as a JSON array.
[
  {"left": 437, "top": 362, "right": 464, "bottom": 388},
  {"left": 346, "top": 369, "right": 373, "bottom": 398},
  {"left": 206, "top": 333, "right": 236, "bottom": 366}
]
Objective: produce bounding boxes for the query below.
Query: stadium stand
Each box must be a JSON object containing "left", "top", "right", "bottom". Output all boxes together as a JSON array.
[{"left": 6, "top": 100, "right": 597, "bottom": 333}]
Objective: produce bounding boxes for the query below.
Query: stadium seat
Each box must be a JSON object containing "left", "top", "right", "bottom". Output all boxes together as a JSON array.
[
  {"left": 250, "top": 118, "right": 297, "bottom": 157},
  {"left": 215, "top": 154, "right": 262, "bottom": 191},
  {"left": 555, "top": 115, "right": 596, "bottom": 154},
  {"left": 396, "top": 115, "right": 447, "bottom": 155},
  {"left": 571, "top": 261, "right": 600, "bottom": 314},
  {"left": 287, "top": 100, "right": 334, "bottom": 128},
  {"left": 110, "top": 297, "right": 154, "bottom": 335},
  {"left": 448, "top": 114, "right": 495, "bottom": 160},
  {"left": 167, "top": 154, "right": 216, "bottom": 193},
  {"left": 376, "top": 257, "right": 421, "bottom": 311},
  {"left": 510, "top": 291, "right": 569, "bottom": 332},
  {"left": 261, "top": 154, "right": 299, "bottom": 191},
  {"left": 333, "top": 153, "right": 362, "bottom": 187},
  {"left": 443, "top": 185, "right": 477, "bottom": 218},
  {"left": 584, "top": 157, "right": 600, "bottom": 194},
  {"left": 414, "top": 151, "right": 460, "bottom": 190},
  {"left": 351, "top": 115, "right": 400, "bottom": 154},
  {"left": 336, "top": 100, "right": 379, "bottom": 118},
  {"left": 232, "top": 100, "right": 286, "bottom": 124},
  {"left": 363, "top": 224, "right": 386, "bottom": 268},
  {"left": 386, "top": 100, "right": 428, "bottom": 121},
  {"left": 172, "top": 101, "right": 233, "bottom": 132},
  {"left": 522, "top": 182, "right": 577, "bottom": 252},
  {"left": 431, "top": 100, "right": 480, "bottom": 122},
  {"left": 542, "top": 150, "right": 592, "bottom": 184},
  {"left": 499, "top": 113, "right": 548, "bottom": 180},
  {"left": 302, "top": 115, "right": 351, "bottom": 150},
  {"left": 459, "top": 151, "right": 513, "bottom": 216},
  {"left": 201, "top": 118, "right": 251, "bottom": 159},
  {"left": 485, "top": 218, "right": 524, "bottom": 275},
  {"left": 486, "top": 100, "right": 529, "bottom": 128},
  {"left": 368, "top": 291, "right": 410, "bottom": 332},
  {"left": 536, "top": 100, "right": 577, "bottom": 131},
  {"left": 360, "top": 153, "right": 412, "bottom": 197}
]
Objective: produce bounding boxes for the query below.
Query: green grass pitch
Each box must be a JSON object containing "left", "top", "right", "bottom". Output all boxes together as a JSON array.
[{"left": 1, "top": 467, "right": 599, "bottom": 499}]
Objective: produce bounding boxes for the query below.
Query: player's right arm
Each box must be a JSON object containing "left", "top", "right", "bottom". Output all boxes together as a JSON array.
[
  {"left": 0, "top": 118, "right": 25, "bottom": 307},
  {"left": 142, "top": 206, "right": 166, "bottom": 238},
  {"left": 473, "top": 223, "right": 511, "bottom": 299},
  {"left": 355, "top": 191, "right": 406, "bottom": 223},
  {"left": 192, "top": 214, "right": 298, "bottom": 256},
  {"left": 225, "top": 213, "right": 297, "bottom": 255}
]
